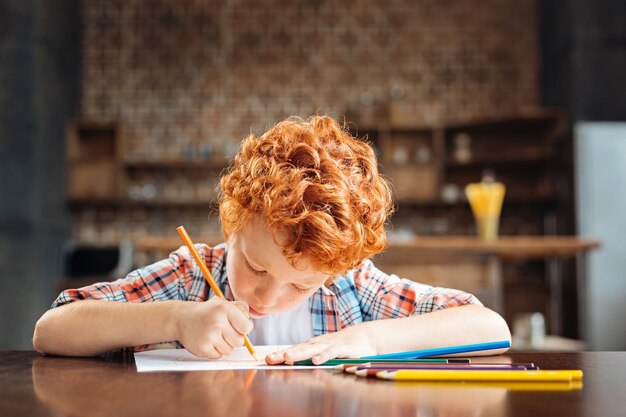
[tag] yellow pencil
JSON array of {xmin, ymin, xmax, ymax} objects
[
  {"xmin": 390, "ymin": 380, "xmax": 583, "ymax": 391},
  {"xmin": 177, "ymin": 225, "xmax": 259, "ymax": 361},
  {"xmin": 377, "ymin": 369, "xmax": 583, "ymax": 382}
]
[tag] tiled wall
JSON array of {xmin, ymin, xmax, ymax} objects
[
  {"xmin": 76, "ymin": 0, "xmax": 539, "ymax": 263},
  {"xmin": 81, "ymin": 0, "xmax": 538, "ymax": 161}
]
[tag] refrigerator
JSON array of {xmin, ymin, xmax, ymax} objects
[{"xmin": 575, "ymin": 122, "xmax": 626, "ymax": 350}]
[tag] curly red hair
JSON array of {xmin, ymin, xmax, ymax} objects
[{"xmin": 219, "ymin": 116, "xmax": 393, "ymax": 275}]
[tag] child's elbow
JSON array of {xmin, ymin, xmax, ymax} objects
[
  {"xmin": 33, "ymin": 315, "xmax": 51, "ymax": 355},
  {"xmin": 490, "ymin": 308, "xmax": 512, "ymax": 344}
]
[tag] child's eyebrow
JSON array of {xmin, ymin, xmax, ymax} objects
[
  {"xmin": 243, "ymin": 250, "xmax": 267, "ymax": 270},
  {"xmin": 295, "ymin": 274, "xmax": 327, "ymax": 287},
  {"xmin": 243, "ymin": 246, "xmax": 325, "ymax": 285},
  {"xmin": 296, "ymin": 280, "xmax": 320, "ymax": 288}
]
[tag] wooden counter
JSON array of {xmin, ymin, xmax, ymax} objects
[
  {"xmin": 386, "ymin": 236, "xmax": 600, "ymax": 259},
  {"xmin": 377, "ymin": 236, "xmax": 600, "ymax": 338},
  {"xmin": 136, "ymin": 235, "xmax": 600, "ymax": 258}
]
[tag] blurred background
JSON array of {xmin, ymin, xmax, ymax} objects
[{"xmin": 0, "ymin": 0, "xmax": 624, "ymax": 351}]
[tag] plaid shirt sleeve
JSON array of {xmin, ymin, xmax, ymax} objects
[
  {"xmin": 50, "ymin": 244, "xmax": 225, "ymax": 352},
  {"xmin": 354, "ymin": 259, "xmax": 483, "ymax": 321},
  {"xmin": 51, "ymin": 245, "xmax": 197, "ymax": 308}
]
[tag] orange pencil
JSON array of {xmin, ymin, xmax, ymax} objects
[{"xmin": 177, "ymin": 225, "xmax": 259, "ymax": 361}]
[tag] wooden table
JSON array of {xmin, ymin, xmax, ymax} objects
[
  {"xmin": 1, "ymin": 350, "xmax": 623, "ymax": 417},
  {"xmin": 382, "ymin": 236, "xmax": 600, "ymax": 337}
]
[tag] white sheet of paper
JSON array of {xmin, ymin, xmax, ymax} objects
[{"xmin": 134, "ymin": 345, "xmax": 334, "ymax": 372}]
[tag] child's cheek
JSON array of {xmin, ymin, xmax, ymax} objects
[
  {"xmin": 226, "ymin": 258, "xmax": 245, "ymax": 299},
  {"xmin": 231, "ymin": 265, "xmax": 256, "ymax": 300}
]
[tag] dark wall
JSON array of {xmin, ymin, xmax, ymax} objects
[
  {"xmin": 540, "ymin": 0, "xmax": 626, "ymax": 121},
  {"xmin": 0, "ymin": 0, "xmax": 78, "ymax": 349},
  {"xmin": 539, "ymin": 0, "xmax": 625, "ymax": 339}
]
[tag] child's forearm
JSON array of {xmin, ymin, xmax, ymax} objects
[
  {"xmin": 265, "ymin": 304, "xmax": 511, "ymax": 365},
  {"xmin": 33, "ymin": 300, "xmax": 185, "ymax": 356},
  {"xmin": 364, "ymin": 305, "xmax": 511, "ymax": 356}
]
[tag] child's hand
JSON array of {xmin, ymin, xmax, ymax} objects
[
  {"xmin": 176, "ymin": 297, "xmax": 253, "ymax": 359},
  {"xmin": 265, "ymin": 324, "xmax": 378, "ymax": 365}
]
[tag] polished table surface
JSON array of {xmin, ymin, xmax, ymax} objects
[{"xmin": 1, "ymin": 351, "xmax": 624, "ymax": 417}]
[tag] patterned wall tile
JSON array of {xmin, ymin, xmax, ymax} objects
[{"xmin": 81, "ymin": 0, "xmax": 538, "ymax": 159}]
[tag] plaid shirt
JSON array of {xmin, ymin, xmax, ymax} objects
[{"xmin": 53, "ymin": 243, "xmax": 482, "ymax": 351}]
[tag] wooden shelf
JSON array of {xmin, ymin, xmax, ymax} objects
[
  {"xmin": 441, "ymin": 113, "xmax": 561, "ymax": 131},
  {"xmin": 350, "ymin": 111, "xmax": 572, "ymax": 240},
  {"xmin": 355, "ymin": 110, "xmax": 563, "ymax": 134},
  {"xmin": 445, "ymin": 149, "xmax": 554, "ymax": 168},
  {"xmin": 386, "ymin": 236, "xmax": 600, "ymax": 259},
  {"xmin": 68, "ymin": 196, "xmax": 551, "ymax": 210},
  {"xmin": 397, "ymin": 192, "xmax": 556, "ymax": 208},
  {"xmin": 124, "ymin": 157, "xmax": 229, "ymax": 171},
  {"xmin": 68, "ymin": 199, "xmax": 218, "ymax": 209},
  {"xmin": 136, "ymin": 236, "xmax": 222, "ymax": 252},
  {"xmin": 68, "ymin": 195, "xmax": 554, "ymax": 211},
  {"xmin": 132, "ymin": 235, "xmax": 600, "ymax": 259}
]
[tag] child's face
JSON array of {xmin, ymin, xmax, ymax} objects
[{"xmin": 226, "ymin": 216, "xmax": 330, "ymax": 318}]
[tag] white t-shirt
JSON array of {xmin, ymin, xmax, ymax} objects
[{"xmin": 247, "ymin": 300, "xmax": 314, "ymax": 346}]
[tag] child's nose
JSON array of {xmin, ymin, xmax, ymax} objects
[{"xmin": 254, "ymin": 282, "xmax": 279, "ymax": 307}]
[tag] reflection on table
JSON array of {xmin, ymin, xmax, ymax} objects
[
  {"xmin": 1, "ymin": 351, "xmax": 622, "ymax": 417},
  {"xmin": 32, "ymin": 355, "xmax": 507, "ymax": 417}
]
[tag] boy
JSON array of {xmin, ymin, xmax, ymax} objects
[{"xmin": 33, "ymin": 116, "xmax": 510, "ymax": 364}]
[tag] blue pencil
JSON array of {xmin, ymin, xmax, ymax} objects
[{"xmin": 361, "ymin": 340, "xmax": 511, "ymax": 360}]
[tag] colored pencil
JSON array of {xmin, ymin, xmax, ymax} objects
[
  {"xmin": 334, "ymin": 361, "xmax": 533, "ymax": 371},
  {"xmin": 361, "ymin": 340, "xmax": 511, "ymax": 360},
  {"xmin": 293, "ymin": 357, "xmax": 468, "ymax": 366},
  {"xmin": 348, "ymin": 364, "xmax": 530, "ymax": 375},
  {"xmin": 356, "ymin": 363, "xmax": 536, "ymax": 370},
  {"xmin": 351, "ymin": 364, "xmax": 536, "ymax": 376},
  {"xmin": 177, "ymin": 225, "xmax": 259, "ymax": 361},
  {"xmin": 367, "ymin": 380, "xmax": 583, "ymax": 391},
  {"xmin": 332, "ymin": 362, "xmax": 437, "ymax": 371},
  {"xmin": 377, "ymin": 369, "xmax": 583, "ymax": 382},
  {"xmin": 347, "ymin": 363, "xmax": 536, "ymax": 374}
]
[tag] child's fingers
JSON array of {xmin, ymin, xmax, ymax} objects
[
  {"xmin": 231, "ymin": 300, "xmax": 250, "ymax": 316},
  {"xmin": 226, "ymin": 304, "xmax": 254, "ymax": 335},
  {"xmin": 193, "ymin": 345, "xmax": 220, "ymax": 359},
  {"xmin": 222, "ymin": 326, "xmax": 245, "ymax": 348},
  {"xmin": 282, "ymin": 343, "xmax": 330, "ymax": 364},
  {"xmin": 212, "ymin": 334, "xmax": 234, "ymax": 356},
  {"xmin": 309, "ymin": 345, "xmax": 343, "ymax": 365},
  {"xmin": 265, "ymin": 350, "xmax": 287, "ymax": 364}
]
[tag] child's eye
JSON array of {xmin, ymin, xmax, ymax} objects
[
  {"xmin": 244, "ymin": 258, "xmax": 267, "ymax": 276},
  {"xmin": 291, "ymin": 284, "xmax": 310, "ymax": 294}
]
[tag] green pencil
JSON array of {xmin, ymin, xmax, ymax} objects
[{"xmin": 292, "ymin": 358, "xmax": 469, "ymax": 366}]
